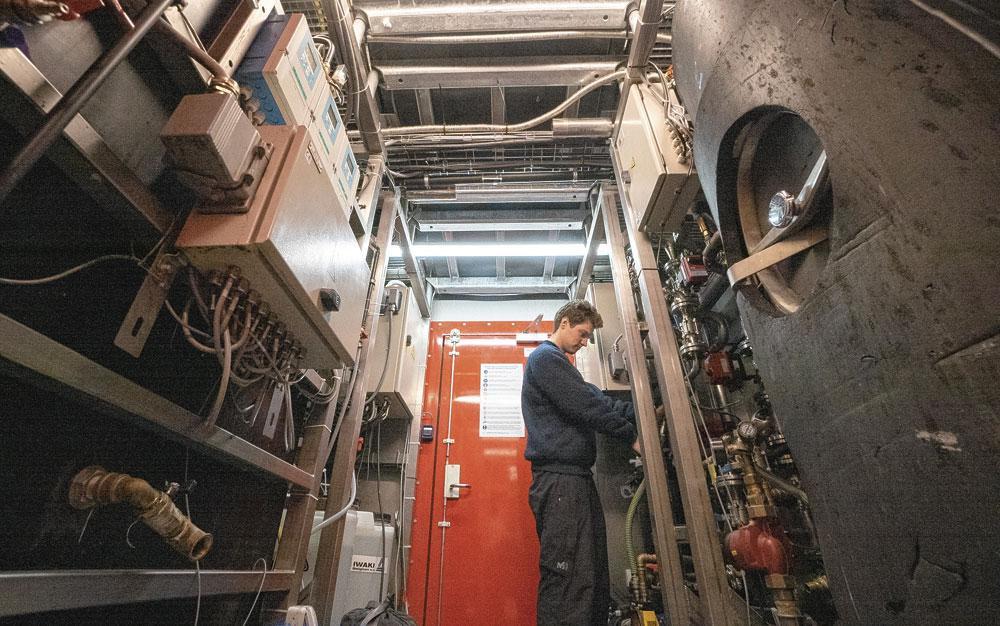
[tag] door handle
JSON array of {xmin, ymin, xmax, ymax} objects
[{"xmin": 444, "ymin": 465, "xmax": 472, "ymax": 499}]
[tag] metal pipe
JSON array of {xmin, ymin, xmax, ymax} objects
[
  {"xmin": 69, "ymin": 465, "xmax": 213, "ymax": 561},
  {"xmin": 367, "ymin": 30, "xmax": 671, "ymax": 45},
  {"xmin": 405, "ymin": 170, "xmax": 610, "ymax": 188},
  {"xmin": 551, "ymin": 117, "xmax": 614, "ymax": 139},
  {"xmin": 152, "ymin": 21, "xmax": 233, "ymax": 87},
  {"xmin": 753, "ymin": 462, "xmax": 810, "ymax": 506},
  {"xmin": 381, "ymin": 68, "xmax": 626, "ymax": 136},
  {"xmin": 390, "ymin": 159, "xmax": 612, "ymax": 176},
  {"xmin": 0, "ymin": 0, "xmax": 175, "ymax": 206},
  {"xmin": 698, "ymin": 273, "xmax": 728, "ymax": 314},
  {"xmin": 636, "ymin": 553, "xmax": 658, "ymax": 604}
]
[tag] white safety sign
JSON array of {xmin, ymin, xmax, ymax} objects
[{"xmin": 479, "ymin": 363, "xmax": 525, "ymax": 438}]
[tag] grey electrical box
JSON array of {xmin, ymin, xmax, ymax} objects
[
  {"xmin": 365, "ymin": 282, "xmax": 430, "ymax": 419},
  {"xmin": 160, "ymin": 92, "xmax": 260, "ymax": 185},
  {"xmin": 176, "ymin": 125, "xmax": 368, "ymax": 369},
  {"xmin": 574, "ymin": 283, "xmax": 631, "ymax": 392},
  {"xmin": 615, "ymin": 82, "xmax": 701, "ymax": 233}
]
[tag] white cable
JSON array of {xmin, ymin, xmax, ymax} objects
[
  {"xmin": 311, "ymin": 471, "xmax": 357, "ymax": 534},
  {"xmin": 0, "ymin": 254, "xmax": 136, "ymax": 285},
  {"xmin": 183, "ymin": 449, "xmax": 202, "ymax": 626},
  {"xmin": 241, "ymin": 557, "xmax": 268, "ymax": 626}
]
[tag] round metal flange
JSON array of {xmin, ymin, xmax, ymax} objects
[{"xmin": 734, "ymin": 112, "xmax": 833, "ymax": 315}]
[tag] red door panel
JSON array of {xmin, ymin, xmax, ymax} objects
[{"xmin": 406, "ymin": 322, "xmax": 543, "ymax": 626}]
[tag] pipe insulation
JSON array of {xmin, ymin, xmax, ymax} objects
[{"xmin": 68, "ymin": 466, "xmax": 213, "ymax": 561}]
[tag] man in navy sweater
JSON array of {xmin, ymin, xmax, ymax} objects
[{"xmin": 523, "ymin": 299, "xmax": 639, "ymax": 625}]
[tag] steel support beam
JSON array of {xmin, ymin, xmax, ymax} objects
[
  {"xmin": 0, "ymin": 49, "xmax": 172, "ymax": 233},
  {"xmin": 309, "ymin": 190, "xmax": 397, "ymax": 619},
  {"xmin": 415, "ymin": 89, "xmax": 435, "ymax": 125},
  {"xmin": 416, "ymin": 208, "xmax": 585, "ymax": 232},
  {"xmin": 602, "ymin": 185, "xmax": 689, "ymax": 624},
  {"xmin": 612, "ymin": 149, "xmax": 740, "ymax": 623},
  {"xmin": 572, "ymin": 193, "xmax": 605, "ymax": 300},
  {"xmin": 491, "ymin": 87, "xmax": 506, "ymax": 124},
  {"xmin": 358, "ymin": 1, "xmax": 629, "ymax": 35},
  {"xmin": 380, "ymin": 57, "xmax": 621, "ymax": 90},
  {"xmin": 428, "ymin": 276, "xmax": 573, "ymax": 295},
  {"xmin": 542, "ymin": 229, "xmax": 560, "ymax": 281},
  {"xmin": 395, "ymin": 209, "xmax": 433, "ymax": 318},
  {"xmin": 274, "ymin": 341, "xmax": 365, "ymax": 609},
  {"xmin": 496, "ymin": 231, "xmax": 507, "ymax": 281},
  {"xmin": 354, "ymin": 155, "xmax": 387, "ymax": 252},
  {"xmin": 0, "ymin": 569, "xmax": 294, "ymax": 617},
  {"xmin": 0, "ymin": 314, "xmax": 313, "ymax": 489},
  {"xmin": 442, "ymin": 231, "xmax": 460, "ymax": 279}
]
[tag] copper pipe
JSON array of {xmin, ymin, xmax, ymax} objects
[
  {"xmin": 636, "ymin": 553, "xmax": 658, "ymax": 605},
  {"xmin": 69, "ymin": 466, "xmax": 213, "ymax": 561},
  {"xmin": 765, "ymin": 574, "xmax": 804, "ymax": 625}
]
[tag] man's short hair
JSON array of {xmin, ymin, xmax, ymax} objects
[{"xmin": 553, "ymin": 299, "xmax": 603, "ymax": 331}]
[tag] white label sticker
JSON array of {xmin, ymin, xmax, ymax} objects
[
  {"xmin": 262, "ymin": 385, "xmax": 283, "ymax": 440},
  {"xmin": 350, "ymin": 555, "xmax": 385, "ymax": 573},
  {"xmin": 479, "ymin": 363, "xmax": 525, "ymax": 438}
]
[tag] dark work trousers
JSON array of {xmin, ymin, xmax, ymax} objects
[{"xmin": 529, "ymin": 469, "xmax": 610, "ymax": 626}]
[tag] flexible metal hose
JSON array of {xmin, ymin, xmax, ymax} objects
[
  {"xmin": 69, "ymin": 466, "xmax": 213, "ymax": 561},
  {"xmin": 625, "ymin": 477, "xmax": 647, "ymax": 603}
]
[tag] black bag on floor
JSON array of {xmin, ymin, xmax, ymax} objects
[{"xmin": 340, "ymin": 598, "xmax": 416, "ymax": 626}]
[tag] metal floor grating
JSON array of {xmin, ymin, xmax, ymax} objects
[{"xmin": 281, "ymin": 0, "xmax": 329, "ymax": 34}]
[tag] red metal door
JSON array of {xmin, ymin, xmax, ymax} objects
[{"xmin": 406, "ymin": 321, "xmax": 542, "ymax": 626}]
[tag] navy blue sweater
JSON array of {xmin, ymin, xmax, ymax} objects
[{"xmin": 522, "ymin": 340, "xmax": 637, "ymax": 472}]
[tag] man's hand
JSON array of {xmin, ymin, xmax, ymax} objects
[
  {"xmin": 631, "ymin": 439, "xmax": 642, "ymax": 455},
  {"xmin": 655, "ymin": 404, "xmax": 666, "ymax": 418}
]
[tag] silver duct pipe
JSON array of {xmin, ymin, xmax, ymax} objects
[
  {"xmin": 381, "ymin": 69, "xmax": 626, "ymax": 136},
  {"xmin": 391, "ymin": 158, "xmax": 611, "ymax": 173},
  {"xmin": 552, "ymin": 118, "xmax": 614, "ymax": 138},
  {"xmin": 406, "ymin": 182, "xmax": 595, "ymax": 203},
  {"xmin": 367, "ymin": 30, "xmax": 671, "ymax": 45}
]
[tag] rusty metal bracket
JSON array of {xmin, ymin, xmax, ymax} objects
[
  {"xmin": 727, "ymin": 227, "xmax": 829, "ymax": 286},
  {"xmin": 114, "ymin": 252, "xmax": 184, "ymax": 357}
]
